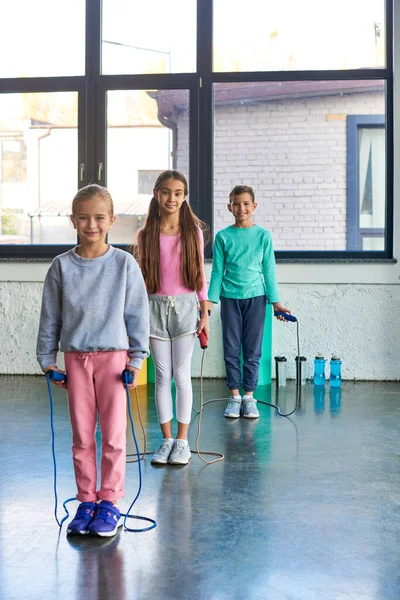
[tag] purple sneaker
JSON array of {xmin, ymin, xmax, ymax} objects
[
  {"xmin": 88, "ymin": 501, "xmax": 122, "ymax": 537},
  {"xmin": 67, "ymin": 502, "xmax": 96, "ymax": 535}
]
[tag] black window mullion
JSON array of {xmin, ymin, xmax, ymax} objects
[
  {"xmin": 189, "ymin": 82, "xmax": 200, "ymax": 219},
  {"xmin": 95, "ymin": 73, "xmax": 198, "ymax": 91},
  {"xmin": 78, "ymin": 83, "xmax": 88, "ymax": 189},
  {"xmin": 213, "ymin": 68, "xmax": 388, "ymax": 84},
  {"xmin": 95, "ymin": 85, "xmax": 106, "ymax": 187},
  {"xmin": 85, "ymin": 0, "xmax": 101, "ymax": 185},
  {"xmin": 385, "ymin": 0, "xmax": 394, "ymax": 257},
  {"xmin": 0, "ymin": 76, "xmax": 85, "ymax": 93},
  {"xmin": 197, "ymin": 0, "xmax": 213, "ymax": 257}
]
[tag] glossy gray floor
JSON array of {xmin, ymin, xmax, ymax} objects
[{"xmin": 0, "ymin": 376, "xmax": 399, "ymax": 600}]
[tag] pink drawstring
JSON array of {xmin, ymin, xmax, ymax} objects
[{"xmin": 79, "ymin": 352, "xmax": 98, "ymax": 370}]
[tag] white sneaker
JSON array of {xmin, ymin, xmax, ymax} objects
[
  {"xmin": 168, "ymin": 440, "xmax": 191, "ymax": 465},
  {"xmin": 151, "ymin": 439, "xmax": 174, "ymax": 464}
]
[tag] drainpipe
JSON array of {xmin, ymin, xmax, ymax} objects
[
  {"xmin": 37, "ymin": 127, "xmax": 52, "ymax": 208},
  {"xmin": 36, "ymin": 127, "xmax": 51, "ymax": 243},
  {"xmin": 157, "ymin": 113, "xmax": 177, "ymax": 169}
]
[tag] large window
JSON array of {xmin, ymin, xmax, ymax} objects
[
  {"xmin": 0, "ymin": 0, "xmax": 85, "ymax": 78},
  {"xmin": 106, "ymin": 89, "xmax": 190, "ymax": 244},
  {"xmin": 0, "ymin": 92, "xmax": 78, "ymax": 245},
  {"xmin": 102, "ymin": 0, "xmax": 197, "ymax": 75},
  {"xmin": 212, "ymin": 80, "xmax": 386, "ymax": 251},
  {"xmin": 0, "ymin": 0, "xmax": 393, "ymax": 259},
  {"xmin": 213, "ymin": 0, "xmax": 386, "ymax": 72}
]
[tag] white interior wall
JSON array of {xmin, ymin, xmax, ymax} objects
[{"xmin": 1, "ymin": 265, "xmax": 400, "ymax": 380}]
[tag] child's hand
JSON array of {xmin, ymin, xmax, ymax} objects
[
  {"xmin": 197, "ymin": 314, "xmax": 210, "ymax": 340},
  {"xmin": 273, "ymin": 302, "xmax": 292, "ymax": 322},
  {"xmin": 126, "ymin": 366, "xmax": 140, "ymax": 389},
  {"xmin": 44, "ymin": 365, "xmax": 68, "ymax": 389}
]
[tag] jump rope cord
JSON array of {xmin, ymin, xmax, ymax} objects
[
  {"xmin": 126, "ymin": 318, "xmax": 300, "ymax": 467},
  {"xmin": 191, "ymin": 320, "xmax": 301, "ymax": 418},
  {"xmin": 126, "ymin": 384, "xmax": 148, "ymax": 463},
  {"xmin": 46, "ymin": 373, "xmax": 79, "ymax": 529},
  {"xmin": 194, "ymin": 349, "xmax": 224, "ymax": 464},
  {"xmin": 47, "ymin": 372, "xmax": 156, "ymax": 532},
  {"xmin": 122, "ymin": 380, "xmax": 156, "ymax": 532},
  {"xmin": 126, "ymin": 344, "xmax": 225, "ymax": 465}
]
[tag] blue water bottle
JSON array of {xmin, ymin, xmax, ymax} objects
[
  {"xmin": 313, "ymin": 354, "xmax": 326, "ymax": 386},
  {"xmin": 329, "ymin": 355, "xmax": 342, "ymax": 387}
]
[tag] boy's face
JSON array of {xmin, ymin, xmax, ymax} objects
[{"xmin": 228, "ymin": 192, "xmax": 257, "ymax": 226}]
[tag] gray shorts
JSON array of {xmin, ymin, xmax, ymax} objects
[{"xmin": 149, "ymin": 292, "xmax": 199, "ymax": 341}]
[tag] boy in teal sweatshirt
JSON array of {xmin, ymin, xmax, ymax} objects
[{"xmin": 208, "ymin": 185, "xmax": 291, "ymax": 418}]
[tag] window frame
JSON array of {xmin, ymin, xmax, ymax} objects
[
  {"xmin": 0, "ymin": 0, "xmax": 394, "ymax": 260},
  {"xmin": 346, "ymin": 114, "xmax": 386, "ymax": 251}
]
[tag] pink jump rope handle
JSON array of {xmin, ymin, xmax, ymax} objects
[
  {"xmin": 198, "ymin": 330, "xmax": 208, "ymax": 349},
  {"xmin": 198, "ymin": 309, "xmax": 210, "ymax": 349}
]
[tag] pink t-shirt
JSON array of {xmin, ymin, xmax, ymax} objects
[{"xmin": 157, "ymin": 230, "xmax": 207, "ymax": 301}]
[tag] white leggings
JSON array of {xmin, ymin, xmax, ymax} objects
[{"xmin": 150, "ymin": 334, "xmax": 196, "ymax": 425}]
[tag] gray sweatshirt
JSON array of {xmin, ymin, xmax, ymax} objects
[{"xmin": 36, "ymin": 246, "xmax": 150, "ymax": 371}]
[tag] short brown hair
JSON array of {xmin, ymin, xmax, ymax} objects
[{"xmin": 229, "ymin": 185, "xmax": 255, "ymax": 204}]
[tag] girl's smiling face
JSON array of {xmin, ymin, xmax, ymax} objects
[
  {"xmin": 155, "ymin": 178, "xmax": 187, "ymax": 216},
  {"xmin": 70, "ymin": 195, "xmax": 115, "ymax": 245}
]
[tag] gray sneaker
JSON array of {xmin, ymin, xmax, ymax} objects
[
  {"xmin": 168, "ymin": 440, "xmax": 191, "ymax": 465},
  {"xmin": 151, "ymin": 439, "xmax": 174, "ymax": 464},
  {"xmin": 242, "ymin": 397, "xmax": 259, "ymax": 419},
  {"xmin": 224, "ymin": 397, "xmax": 242, "ymax": 418}
]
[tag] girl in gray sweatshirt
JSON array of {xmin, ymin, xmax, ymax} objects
[{"xmin": 37, "ymin": 184, "xmax": 149, "ymax": 537}]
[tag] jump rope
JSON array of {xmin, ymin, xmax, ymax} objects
[
  {"xmin": 45, "ymin": 310, "xmax": 298, "ymax": 533},
  {"xmin": 192, "ymin": 311, "xmax": 301, "ymax": 420},
  {"xmin": 46, "ymin": 369, "xmax": 156, "ymax": 532}
]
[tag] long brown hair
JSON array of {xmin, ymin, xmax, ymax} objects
[{"xmin": 138, "ymin": 170, "xmax": 209, "ymax": 294}]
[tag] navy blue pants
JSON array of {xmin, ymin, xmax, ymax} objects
[{"xmin": 220, "ymin": 295, "xmax": 266, "ymax": 392}]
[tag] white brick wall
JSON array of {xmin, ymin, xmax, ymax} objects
[
  {"xmin": 176, "ymin": 91, "xmax": 385, "ymax": 250},
  {"xmin": 214, "ymin": 92, "xmax": 384, "ymax": 250}
]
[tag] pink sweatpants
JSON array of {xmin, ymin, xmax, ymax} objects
[{"xmin": 64, "ymin": 350, "xmax": 128, "ymax": 503}]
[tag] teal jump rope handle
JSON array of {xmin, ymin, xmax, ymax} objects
[
  {"xmin": 274, "ymin": 311, "xmax": 297, "ymax": 322},
  {"xmin": 47, "ymin": 370, "xmax": 67, "ymax": 383}
]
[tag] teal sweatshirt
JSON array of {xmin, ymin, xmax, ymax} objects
[{"xmin": 208, "ymin": 225, "xmax": 280, "ymax": 304}]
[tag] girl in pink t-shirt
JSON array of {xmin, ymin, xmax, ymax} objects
[{"xmin": 138, "ymin": 170, "xmax": 209, "ymax": 466}]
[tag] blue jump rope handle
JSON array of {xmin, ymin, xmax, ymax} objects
[
  {"xmin": 122, "ymin": 369, "xmax": 133, "ymax": 384},
  {"xmin": 48, "ymin": 370, "xmax": 67, "ymax": 383},
  {"xmin": 274, "ymin": 311, "xmax": 297, "ymax": 322}
]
